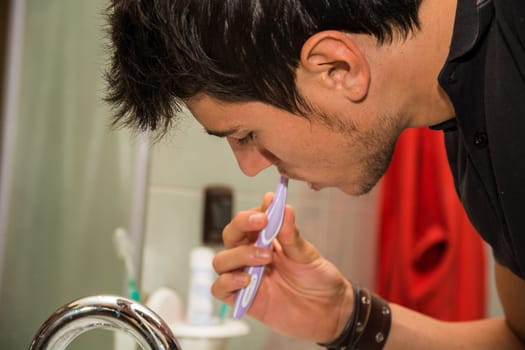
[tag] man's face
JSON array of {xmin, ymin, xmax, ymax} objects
[{"xmin": 185, "ymin": 92, "xmax": 403, "ymax": 196}]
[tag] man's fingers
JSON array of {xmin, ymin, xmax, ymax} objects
[
  {"xmin": 211, "ymin": 272, "xmax": 250, "ymax": 302},
  {"xmin": 213, "ymin": 245, "xmax": 272, "ymax": 274},
  {"xmin": 222, "ymin": 210, "xmax": 268, "ymax": 248}
]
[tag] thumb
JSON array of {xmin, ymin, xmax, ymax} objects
[
  {"xmin": 261, "ymin": 192, "xmax": 274, "ymax": 212},
  {"xmin": 252, "ymin": 192, "xmax": 274, "ymax": 213},
  {"xmin": 276, "ymin": 205, "xmax": 320, "ymax": 264}
]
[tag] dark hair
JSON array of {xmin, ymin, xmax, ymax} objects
[{"xmin": 105, "ymin": 0, "xmax": 422, "ymax": 134}]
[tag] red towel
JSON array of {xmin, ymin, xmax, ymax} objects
[{"xmin": 376, "ymin": 128, "xmax": 486, "ymax": 321}]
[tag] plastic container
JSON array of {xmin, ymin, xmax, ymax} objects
[{"xmin": 186, "ymin": 246, "xmax": 216, "ymax": 326}]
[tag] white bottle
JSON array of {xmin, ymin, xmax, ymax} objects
[{"xmin": 186, "ymin": 246, "xmax": 216, "ymax": 326}]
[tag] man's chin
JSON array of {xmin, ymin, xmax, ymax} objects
[{"xmin": 338, "ymin": 181, "xmax": 378, "ymax": 197}]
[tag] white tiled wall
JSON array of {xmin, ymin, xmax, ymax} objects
[{"xmin": 141, "ymin": 110, "xmax": 382, "ymax": 350}]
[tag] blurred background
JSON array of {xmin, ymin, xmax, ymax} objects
[{"xmin": 0, "ymin": 1, "xmax": 502, "ymax": 350}]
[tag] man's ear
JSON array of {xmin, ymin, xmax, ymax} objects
[{"xmin": 300, "ymin": 31, "xmax": 370, "ymax": 102}]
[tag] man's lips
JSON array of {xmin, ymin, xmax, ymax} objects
[
  {"xmin": 307, "ymin": 182, "xmax": 320, "ymax": 191},
  {"xmin": 278, "ymin": 171, "xmax": 321, "ymax": 191}
]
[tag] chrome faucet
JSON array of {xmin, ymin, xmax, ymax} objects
[{"xmin": 29, "ymin": 295, "xmax": 181, "ymax": 350}]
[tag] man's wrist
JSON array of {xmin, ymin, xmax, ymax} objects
[
  {"xmin": 318, "ymin": 282, "xmax": 358, "ymax": 346},
  {"xmin": 332, "ymin": 280, "xmax": 356, "ymax": 342}
]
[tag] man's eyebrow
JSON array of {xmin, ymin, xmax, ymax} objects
[{"xmin": 204, "ymin": 127, "xmax": 240, "ymax": 138}]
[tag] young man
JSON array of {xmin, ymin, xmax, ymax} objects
[{"xmin": 106, "ymin": 0, "xmax": 525, "ymax": 348}]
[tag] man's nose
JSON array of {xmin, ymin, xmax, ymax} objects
[{"xmin": 231, "ymin": 145, "xmax": 275, "ymax": 176}]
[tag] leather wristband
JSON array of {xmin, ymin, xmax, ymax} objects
[
  {"xmin": 354, "ymin": 292, "xmax": 391, "ymax": 350},
  {"xmin": 317, "ymin": 285, "xmax": 391, "ymax": 350}
]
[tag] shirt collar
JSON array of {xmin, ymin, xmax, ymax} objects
[
  {"xmin": 429, "ymin": 0, "xmax": 494, "ymax": 131},
  {"xmin": 447, "ymin": 0, "xmax": 494, "ymax": 61}
]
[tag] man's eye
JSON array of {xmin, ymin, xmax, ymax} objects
[{"xmin": 236, "ymin": 132, "xmax": 255, "ymax": 145}]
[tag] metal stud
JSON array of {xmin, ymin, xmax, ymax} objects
[
  {"xmin": 382, "ymin": 306, "xmax": 390, "ymax": 315},
  {"xmin": 376, "ymin": 332, "xmax": 385, "ymax": 343}
]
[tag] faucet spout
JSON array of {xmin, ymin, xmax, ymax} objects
[{"xmin": 29, "ymin": 295, "xmax": 181, "ymax": 350}]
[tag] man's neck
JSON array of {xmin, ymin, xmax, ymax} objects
[
  {"xmin": 403, "ymin": 0, "xmax": 459, "ymax": 127},
  {"xmin": 354, "ymin": 0, "xmax": 458, "ymax": 129}
]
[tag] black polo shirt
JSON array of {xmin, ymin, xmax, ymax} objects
[{"xmin": 435, "ymin": 0, "xmax": 525, "ymax": 280}]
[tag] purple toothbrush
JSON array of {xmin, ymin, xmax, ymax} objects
[{"xmin": 232, "ymin": 176, "xmax": 289, "ymax": 319}]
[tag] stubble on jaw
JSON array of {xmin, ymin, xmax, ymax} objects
[
  {"xmin": 355, "ymin": 112, "xmax": 402, "ymax": 195},
  {"xmin": 308, "ymin": 105, "xmax": 402, "ymax": 196}
]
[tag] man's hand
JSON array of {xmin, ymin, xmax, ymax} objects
[{"xmin": 211, "ymin": 193, "xmax": 353, "ymax": 342}]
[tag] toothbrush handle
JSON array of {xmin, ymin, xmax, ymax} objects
[
  {"xmin": 232, "ymin": 176, "xmax": 288, "ymax": 319},
  {"xmin": 232, "ymin": 265, "xmax": 266, "ymax": 319}
]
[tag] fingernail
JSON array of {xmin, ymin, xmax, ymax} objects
[
  {"xmin": 248, "ymin": 213, "xmax": 265, "ymax": 225},
  {"xmin": 255, "ymin": 248, "xmax": 271, "ymax": 259},
  {"xmin": 235, "ymin": 273, "xmax": 250, "ymax": 285}
]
